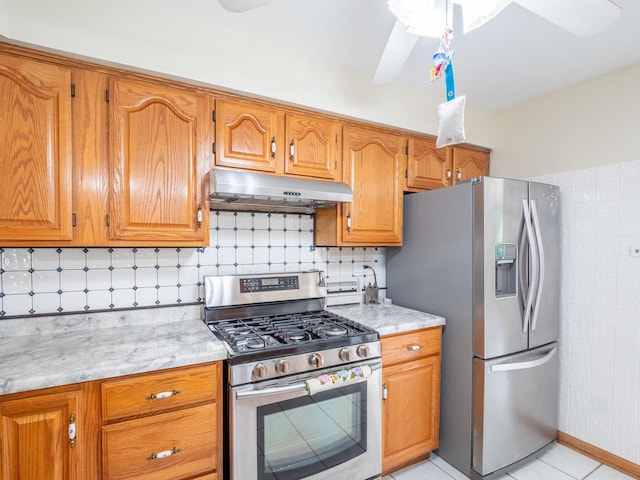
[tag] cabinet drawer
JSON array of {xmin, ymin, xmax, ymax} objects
[
  {"xmin": 382, "ymin": 327, "xmax": 442, "ymax": 366},
  {"xmin": 102, "ymin": 403, "xmax": 217, "ymax": 480},
  {"xmin": 102, "ymin": 364, "xmax": 217, "ymax": 421}
]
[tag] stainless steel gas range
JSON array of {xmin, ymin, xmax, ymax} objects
[{"xmin": 204, "ymin": 271, "xmax": 382, "ymax": 480}]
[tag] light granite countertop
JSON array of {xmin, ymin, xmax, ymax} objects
[
  {"xmin": 0, "ymin": 305, "xmax": 227, "ymax": 396},
  {"xmin": 0, "ymin": 302, "xmax": 443, "ymax": 397},
  {"xmin": 327, "ymin": 302, "xmax": 445, "ymax": 336}
]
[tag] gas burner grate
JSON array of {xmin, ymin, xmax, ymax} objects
[{"xmin": 208, "ymin": 310, "xmax": 375, "ymax": 354}]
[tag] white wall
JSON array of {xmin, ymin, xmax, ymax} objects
[
  {"xmin": 490, "ymin": 61, "xmax": 640, "ymax": 179},
  {"xmin": 1, "ymin": 0, "xmax": 493, "ymax": 145}
]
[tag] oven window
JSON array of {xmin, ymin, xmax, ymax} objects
[{"xmin": 257, "ymin": 382, "xmax": 367, "ymax": 480}]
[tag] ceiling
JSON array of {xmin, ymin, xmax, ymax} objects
[{"xmin": 212, "ymin": 0, "xmax": 640, "ymax": 111}]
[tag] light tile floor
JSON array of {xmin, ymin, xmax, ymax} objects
[{"xmin": 383, "ymin": 443, "xmax": 637, "ymax": 480}]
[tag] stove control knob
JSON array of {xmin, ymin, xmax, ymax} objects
[
  {"xmin": 252, "ymin": 363, "xmax": 268, "ymax": 379},
  {"xmin": 309, "ymin": 353, "xmax": 324, "ymax": 368},
  {"xmin": 339, "ymin": 348, "xmax": 353, "ymax": 362},
  {"xmin": 275, "ymin": 359, "xmax": 290, "ymax": 374},
  {"xmin": 356, "ymin": 345, "xmax": 370, "ymax": 358}
]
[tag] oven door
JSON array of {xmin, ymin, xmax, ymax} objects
[{"xmin": 230, "ymin": 359, "xmax": 382, "ymax": 480}]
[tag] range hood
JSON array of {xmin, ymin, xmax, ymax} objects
[{"xmin": 210, "ymin": 168, "xmax": 353, "ymax": 213}]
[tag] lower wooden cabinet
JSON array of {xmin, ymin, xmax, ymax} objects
[
  {"xmin": 100, "ymin": 363, "xmax": 222, "ymax": 480},
  {"xmin": 381, "ymin": 327, "xmax": 442, "ymax": 475},
  {"xmin": 0, "ymin": 362, "xmax": 222, "ymax": 480},
  {"xmin": 0, "ymin": 387, "xmax": 86, "ymax": 480}
]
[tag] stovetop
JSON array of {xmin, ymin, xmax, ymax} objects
[{"xmin": 206, "ymin": 309, "xmax": 378, "ymax": 363}]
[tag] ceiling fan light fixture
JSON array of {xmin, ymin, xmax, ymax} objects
[{"xmin": 387, "ymin": 0, "xmax": 513, "ymax": 37}]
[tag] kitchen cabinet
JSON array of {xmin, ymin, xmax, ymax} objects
[
  {"xmin": 215, "ymin": 99, "xmax": 342, "ymax": 180},
  {"xmin": 381, "ymin": 327, "xmax": 442, "ymax": 475},
  {"xmin": 101, "ymin": 362, "xmax": 222, "ymax": 480},
  {"xmin": 404, "ymin": 140, "xmax": 490, "ymax": 192},
  {"xmin": 0, "ymin": 52, "xmax": 73, "ymax": 242},
  {"xmin": 0, "ymin": 44, "xmax": 212, "ymax": 247},
  {"xmin": 404, "ymin": 136, "xmax": 450, "ymax": 191},
  {"xmin": 449, "ymin": 145, "xmax": 490, "ymax": 184},
  {"xmin": 0, "ymin": 387, "xmax": 86, "ymax": 480},
  {"xmin": 315, "ymin": 124, "xmax": 404, "ymax": 246},
  {"xmin": 108, "ymin": 76, "xmax": 211, "ymax": 244}
]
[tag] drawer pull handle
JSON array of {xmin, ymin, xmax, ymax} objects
[
  {"xmin": 147, "ymin": 447, "xmax": 181, "ymax": 461},
  {"xmin": 146, "ymin": 389, "xmax": 181, "ymax": 400},
  {"xmin": 406, "ymin": 344, "xmax": 424, "ymax": 351}
]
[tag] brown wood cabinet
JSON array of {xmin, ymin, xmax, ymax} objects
[
  {"xmin": 108, "ymin": 76, "xmax": 211, "ymax": 244},
  {"xmin": 215, "ymin": 99, "xmax": 341, "ymax": 180},
  {"xmin": 0, "ymin": 362, "xmax": 222, "ymax": 480},
  {"xmin": 404, "ymin": 136, "xmax": 450, "ymax": 191},
  {"xmin": 315, "ymin": 124, "xmax": 404, "ymax": 246},
  {"xmin": 0, "ymin": 388, "xmax": 84, "ymax": 480},
  {"xmin": 101, "ymin": 363, "xmax": 222, "ymax": 480},
  {"xmin": 0, "ymin": 52, "xmax": 74, "ymax": 243},
  {"xmin": 405, "ymin": 140, "xmax": 490, "ymax": 192},
  {"xmin": 0, "ymin": 45, "xmax": 211, "ymax": 247},
  {"xmin": 449, "ymin": 145, "xmax": 490, "ymax": 184},
  {"xmin": 381, "ymin": 327, "xmax": 442, "ymax": 475}
]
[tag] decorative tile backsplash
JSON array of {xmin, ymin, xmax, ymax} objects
[{"xmin": 0, "ymin": 211, "xmax": 385, "ymax": 318}]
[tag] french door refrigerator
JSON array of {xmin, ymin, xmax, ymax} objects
[{"xmin": 386, "ymin": 176, "xmax": 560, "ymax": 480}]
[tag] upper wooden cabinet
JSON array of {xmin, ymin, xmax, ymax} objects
[
  {"xmin": 450, "ymin": 145, "xmax": 490, "ymax": 184},
  {"xmin": 405, "ymin": 140, "xmax": 490, "ymax": 192},
  {"xmin": 215, "ymin": 99, "xmax": 283, "ymax": 173},
  {"xmin": 284, "ymin": 113, "xmax": 341, "ymax": 180},
  {"xmin": 0, "ymin": 53, "xmax": 73, "ymax": 243},
  {"xmin": 108, "ymin": 77, "xmax": 211, "ymax": 244},
  {"xmin": 215, "ymin": 99, "xmax": 341, "ymax": 181},
  {"xmin": 0, "ymin": 388, "xmax": 84, "ymax": 480},
  {"xmin": 405, "ymin": 136, "xmax": 449, "ymax": 190},
  {"xmin": 315, "ymin": 125, "xmax": 403, "ymax": 246}
]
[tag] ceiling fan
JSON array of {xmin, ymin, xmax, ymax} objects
[{"xmin": 218, "ymin": 0, "xmax": 622, "ymax": 84}]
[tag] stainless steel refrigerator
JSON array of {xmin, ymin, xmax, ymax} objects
[{"xmin": 386, "ymin": 176, "xmax": 560, "ymax": 480}]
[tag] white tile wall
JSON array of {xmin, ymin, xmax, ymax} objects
[
  {"xmin": 0, "ymin": 211, "xmax": 385, "ymax": 317},
  {"xmin": 532, "ymin": 159, "xmax": 640, "ymax": 466}
]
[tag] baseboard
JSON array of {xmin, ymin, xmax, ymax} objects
[{"xmin": 557, "ymin": 431, "xmax": 640, "ymax": 479}]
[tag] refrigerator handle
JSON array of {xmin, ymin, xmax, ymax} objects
[
  {"xmin": 530, "ymin": 200, "xmax": 545, "ymax": 331},
  {"xmin": 521, "ymin": 199, "xmax": 538, "ymax": 333},
  {"xmin": 490, "ymin": 346, "xmax": 557, "ymax": 373}
]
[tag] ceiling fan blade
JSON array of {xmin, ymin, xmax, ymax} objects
[
  {"xmin": 514, "ymin": 0, "xmax": 622, "ymax": 36},
  {"xmin": 218, "ymin": 0, "xmax": 278, "ymax": 12},
  {"xmin": 373, "ymin": 19, "xmax": 420, "ymax": 84}
]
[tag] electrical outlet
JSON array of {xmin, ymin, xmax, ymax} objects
[{"xmin": 629, "ymin": 245, "xmax": 640, "ymax": 257}]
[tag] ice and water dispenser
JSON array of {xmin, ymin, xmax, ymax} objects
[{"xmin": 495, "ymin": 243, "xmax": 517, "ymax": 298}]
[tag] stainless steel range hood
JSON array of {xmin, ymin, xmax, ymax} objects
[{"xmin": 210, "ymin": 168, "xmax": 353, "ymax": 213}]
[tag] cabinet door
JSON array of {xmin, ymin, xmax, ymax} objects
[
  {"xmin": 406, "ymin": 136, "xmax": 450, "ymax": 190},
  {"xmin": 451, "ymin": 146, "xmax": 489, "ymax": 184},
  {"xmin": 0, "ymin": 389, "xmax": 83, "ymax": 480},
  {"xmin": 108, "ymin": 77, "xmax": 210, "ymax": 244},
  {"xmin": 0, "ymin": 53, "xmax": 73, "ymax": 242},
  {"xmin": 382, "ymin": 355, "xmax": 441, "ymax": 474},
  {"xmin": 285, "ymin": 113, "xmax": 341, "ymax": 180},
  {"xmin": 215, "ymin": 99, "xmax": 283, "ymax": 173},
  {"xmin": 341, "ymin": 125, "xmax": 403, "ymax": 245}
]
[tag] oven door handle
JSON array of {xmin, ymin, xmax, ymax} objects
[
  {"xmin": 235, "ymin": 361, "xmax": 381, "ymax": 399},
  {"xmin": 235, "ymin": 383, "xmax": 309, "ymax": 399}
]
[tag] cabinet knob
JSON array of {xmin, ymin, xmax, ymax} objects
[
  {"xmin": 346, "ymin": 213, "xmax": 352, "ymax": 233},
  {"xmin": 406, "ymin": 344, "xmax": 424, "ymax": 351},
  {"xmin": 456, "ymin": 168, "xmax": 462, "ymax": 181},
  {"xmin": 446, "ymin": 168, "xmax": 452, "ymax": 183},
  {"xmin": 68, "ymin": 413, "xmax": 76, "ymax": 448},
  {"xmin": 271, "ymin": 137, "xmax": 276, "ymax": 159}
]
